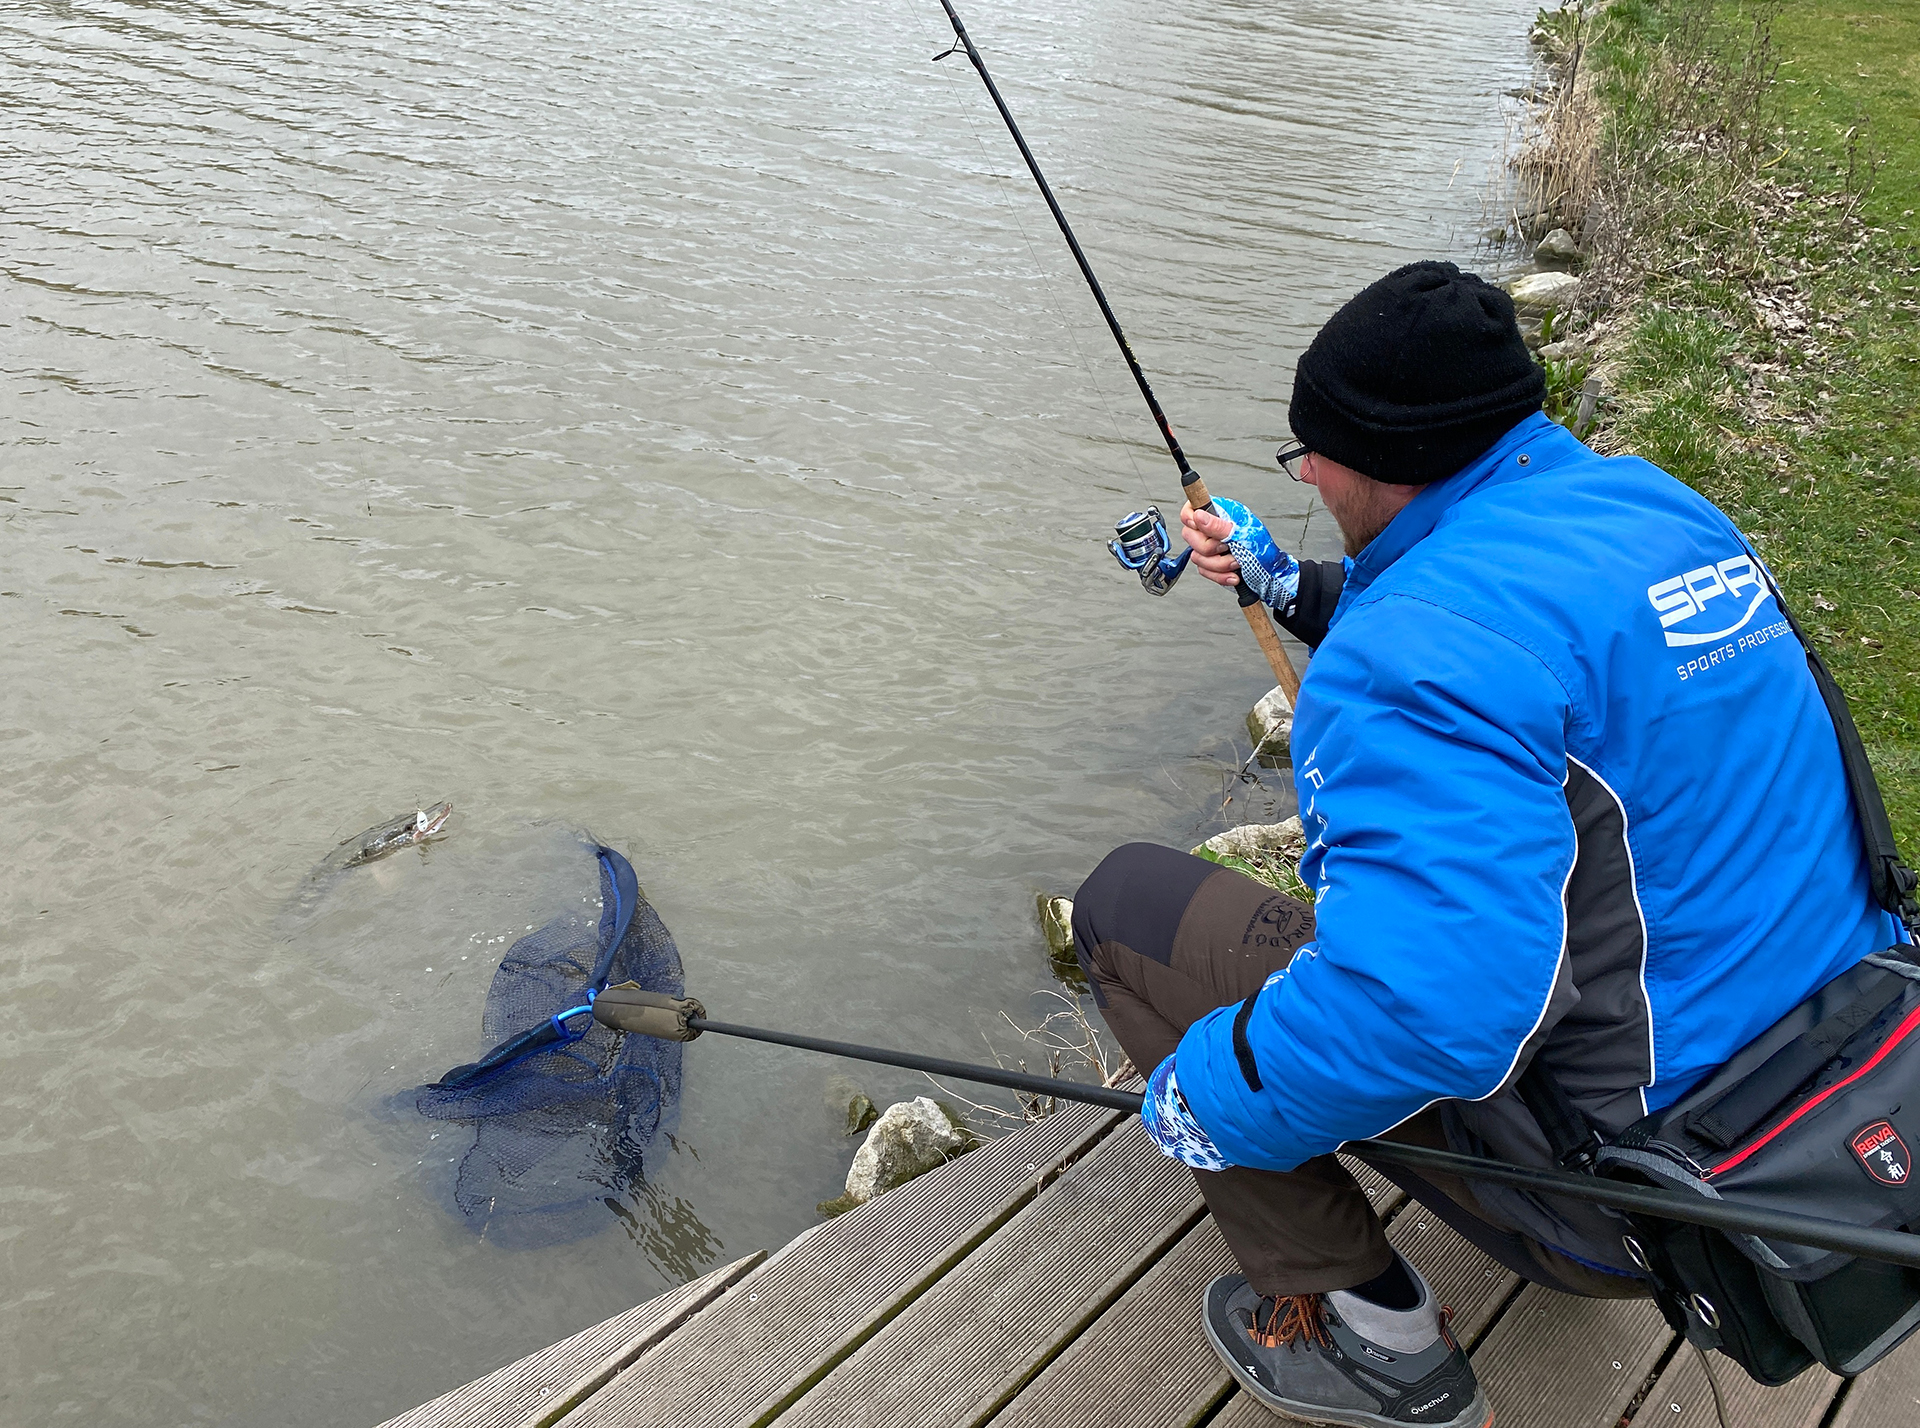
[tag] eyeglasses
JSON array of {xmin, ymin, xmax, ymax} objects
[{"xmin": 1276, "ymin": 444, "xmax": 1311, "ymax": 482}]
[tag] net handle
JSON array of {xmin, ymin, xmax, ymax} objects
[{"xmin": 588, "ymin": 846, "xmax": 641, "ymax": 989}]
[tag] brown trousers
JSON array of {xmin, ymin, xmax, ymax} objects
[{"xmin": 1072, "ymin": 842, "xmax": 1647, "ymax": 1300}]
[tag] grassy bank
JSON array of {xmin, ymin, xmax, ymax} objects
[{"xmin": 1540, "ymin": 1, "xmax": 1920, "ymax": 844}]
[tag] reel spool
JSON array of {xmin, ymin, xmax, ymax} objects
[{"xmin": 1108, "ymin": 506, "xmax": 1192, "ymax": 596}]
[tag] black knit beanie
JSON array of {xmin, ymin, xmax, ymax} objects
[{"xmin": 1288, "ymin": 261, "xmax": 1545, "ymax": 485}]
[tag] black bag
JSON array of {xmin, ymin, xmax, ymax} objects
[
  {"xmin": 1524, "ymin": 556, "xmax": 1920, "ymax": 1386},
  {"xmin": 1593, "ymin": 952, "xmax": 1920, "ymax": 1383}
]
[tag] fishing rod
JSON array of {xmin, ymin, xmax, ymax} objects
[
  {"xmin": 592, "ymin": 985, "xmax": 1920, "ymax": 1272},
  {"xmin": 931, "ymin": 0, "xmax": 1301, "ymax": 706}
]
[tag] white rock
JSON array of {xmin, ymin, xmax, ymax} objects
[
  {"xmin": 1037, "ymin": 894, "xmax": 1075, "ymax": 961},
  {"xmin": 1245, "ymin": 683, "xmax": 1294, "ymax": 765},
  {"xmin": 1538, "ymin": 338, "xmax": 1591, "ymax": 363},
  {"xmin": 1198, "ymin": 818, "xmax": 1306, "ymax": 866},
  {"xmin": 841, "ymin": 1097, "xmax": 979, "ymax": 1204},
  {"xmin": 1505, "ymin": 270, "xmax": 1581, "ymax": 313},
  {"xmin": 1534, "ymin": 227, "xmax": 1582, "ymax": 262}
]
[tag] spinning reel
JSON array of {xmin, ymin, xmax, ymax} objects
[{"xmin": 1108, "ymin": 506, "xmax": 1192, "ymax": 596}]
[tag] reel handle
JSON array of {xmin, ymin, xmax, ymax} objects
[{"xmin": 1181, "ymin": 469, "xmax": 1301, "ymax": 705}]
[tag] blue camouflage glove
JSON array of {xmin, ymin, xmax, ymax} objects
[
  {"xmin": 1141, "ymin": 1054, "xmax": 1233, "ymax": 1171},
  {"xmin": 1209, "ymin": 496, "xmax": 1301, "ymax": 616}
]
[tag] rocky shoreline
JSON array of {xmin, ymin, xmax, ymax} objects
[{"xmin": 819, "ymin": 678, "xmax": 1310, "ymax": 1217}]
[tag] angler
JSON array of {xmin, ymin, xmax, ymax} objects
[
  {"xmin": 1072, "ymin": 261, "xmax": 1920, "ymax": 1425},
  {"xmin": 909, "ymin": 8, "xmax": 1920, "ymax": 1421}
]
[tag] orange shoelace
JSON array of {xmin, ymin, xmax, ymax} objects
[{"xmin": 1248, "ymin": 1293, "xmax": 1332, "ymax": 1350}]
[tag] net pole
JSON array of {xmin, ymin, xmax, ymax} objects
[{"xmin": 686, "ymin": 1014, "xmax": 1920, "ymax": 1270}]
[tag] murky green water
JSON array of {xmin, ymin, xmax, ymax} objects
[{"xmin": 0, "ymin": 0, "xmax": 1533, "ymax": 1421}]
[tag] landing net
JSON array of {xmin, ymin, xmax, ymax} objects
[{"xmin": 413, "ymin": 842, "xmax": 683, "ymax": 1246}]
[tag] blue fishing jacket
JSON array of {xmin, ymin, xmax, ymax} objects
[{"xmin": 1175, "ymin": 413, "xmax": 1897, "ymax": 1258}]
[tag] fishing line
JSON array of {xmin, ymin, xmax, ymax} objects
[
  {"xmin": 919, "ymin": 5, "xmax": 1204, "ymax": 807},
  {"xmin": 927, "ymin": 0, "xmax": 1302, "ymax": 699},
  {"xmin": 919, "ymin": 7, "xmax": 1155, "ymax": 504},
  {"xmin": 1213, "ymin": 736, "xmax": 1273, "ymax": 823}
]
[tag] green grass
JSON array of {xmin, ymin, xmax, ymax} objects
[
  {"xmin": 1771, "ymin": 3, "xmax": 1920, "ymax": 229},
  {"xmin": 1579, "ymin": 0, "xmax": 1920, "ymax": 845}
]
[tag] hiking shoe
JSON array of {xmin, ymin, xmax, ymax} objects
[{"xmin": 1201, "ymin": 1261, "xmax": 1490, "ymax": 1428}]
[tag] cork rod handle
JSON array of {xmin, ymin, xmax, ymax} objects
[
  {"xmin": 1240, "ymin": 599, "xmax": 1302, "ymax": 706},
  {"xmin": 1181, "ymin": 472, "xmax": 1301, "ymax": 705}
]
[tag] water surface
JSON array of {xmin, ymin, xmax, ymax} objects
[{"xmin": 1, "ymin": 1, "xmax": 1534, "ymax": 1421}]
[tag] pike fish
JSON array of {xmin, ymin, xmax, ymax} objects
[
  {"xmin": 319, "ymin": 801, "xmax": 454, "ymax": 875},
  {"xmin": 284, "ymin": 801, "xmax": 454, "ymax": 924}
]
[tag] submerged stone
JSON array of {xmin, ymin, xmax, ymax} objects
[
  {"xmin": 846, "ymin": 1092, "xmax": 879, "ymax": 1135},
  {"xmin": 1245, "ymin": 683, "xmax": 1294, "ymax": 767},
  {"xmin": 823, "ymin": 1074, "xmax": 880, "ymax": 1135},
  {"xmin": 1037, "ymin": 894, "xmax": 1085, "ymax": 988},
  {"xmin": 1038, "ymin": 894, "xmax": 1074, "ymax": 960},
  {"xmin": 821, "ymin": 1096, "xmax": 979, "ymax": 1215}
]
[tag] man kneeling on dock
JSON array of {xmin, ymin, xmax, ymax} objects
[{"xmin": 1071, "ymin": 262, "xmax": 1897, "ymax": 1428}]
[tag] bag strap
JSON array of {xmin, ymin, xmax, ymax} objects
[
  {"xmin": 1518, "ymin": 1059, "xmax": 1604, "ymax": 1173},
  {"xmin": 1746, "ymin": 549, "xmax": 1920, "ymax": 937},
  {"xmin": 1519, "ymin": 540, "xmax": 1918, "ymax": 1167}
]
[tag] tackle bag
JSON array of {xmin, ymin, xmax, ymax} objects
[
  {"xmin": 1591, "ymin": 950, "xmax": 1920, "ymax": 1383},
  {"xmin": 1527, "ymin": 556, "xmax": 1920, "ymax": 1386}
]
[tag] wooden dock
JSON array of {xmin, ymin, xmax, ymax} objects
[{"xmin": 378, "ymin": 1099, "xmax": 1920, "ymax": 1428}]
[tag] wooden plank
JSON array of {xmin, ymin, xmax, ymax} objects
[
  {"xmin": 559, "ymin": 1100, "xmax": 1122, "ymax": 1428},
  {"xmin": 985, "ymin": 1217, "xmax": 1237, "ymax": 1428},
  {"xmin": 1205, "ymin": 1390, "xmax": 1285, "ymax": 1428},
  {"xmin": 1829, "ymin": 1329, "xmax": 1920, "ymax": 1427},
  {"xmin": 987, "ymin": 1169, "xmax": 1500, "ymax": 1428},
  {"xmin": 375, "ymin": 1251, "xmax": 764, "ymax": 1428},
  {"xmin": 1340, "ymin": 1153, "xmax": 1407, "ymax": 1219},
  {"xmin": 776, "ymin": 1120, "xmax": 1203, "ymax": 1428},
  {"xmin": 1639, "ymin": 1346, "xmax": 1838, "ymax": 1428},
  {"xmin": 1470, "ymin": 1286, "xmax": 1672, "ymax": 1428}
]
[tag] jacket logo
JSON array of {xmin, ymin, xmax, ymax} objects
[
  {"xmin": 1646, "ymin": 555, "xmax": 1768, "ymax": 647},
  {"xmin": 1850, "ymin": 1120, "xmax": 1911, "ymax": 1186}
]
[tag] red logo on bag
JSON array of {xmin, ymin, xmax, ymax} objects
[{"xmin": 1850, "ymin": 1120, "xmax": 1912, "ymax": 1187}]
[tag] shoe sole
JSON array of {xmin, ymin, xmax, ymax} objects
[{"xmin": 1200, "ymin": 1286, "xmax": 1494, "ymax": 1428}]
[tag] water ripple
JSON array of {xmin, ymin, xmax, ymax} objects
[{"xmin": 0, "ymin": 1, "xmax": 1535, "ymax": 1423}]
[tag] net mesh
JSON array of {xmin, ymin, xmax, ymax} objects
[{"xmin": 413, "ymin": 844, "xmax": 683, "ymax": 1246}]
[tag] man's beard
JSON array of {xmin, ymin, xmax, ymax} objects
[{"xmin": 1324, "ymin": 476, "xmax": 1407, "ymax": 557}]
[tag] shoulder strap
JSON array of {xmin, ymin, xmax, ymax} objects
[
  {"xmin": 1747, "ymin": 548, "xmax": 1920, "ymax": 937},
  {"xmin": 1521, "ymin": 539, "xmax": 1917, "ymax": 1163},
  {"xmin": 1518, "ymin": 1059, "xmax": 1603, "ymax": 1172}
]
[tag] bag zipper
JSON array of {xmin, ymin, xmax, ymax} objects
[{"xmin": 1705, "ymin": 1002, "xmax": 1920, "ymax": 1179}]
